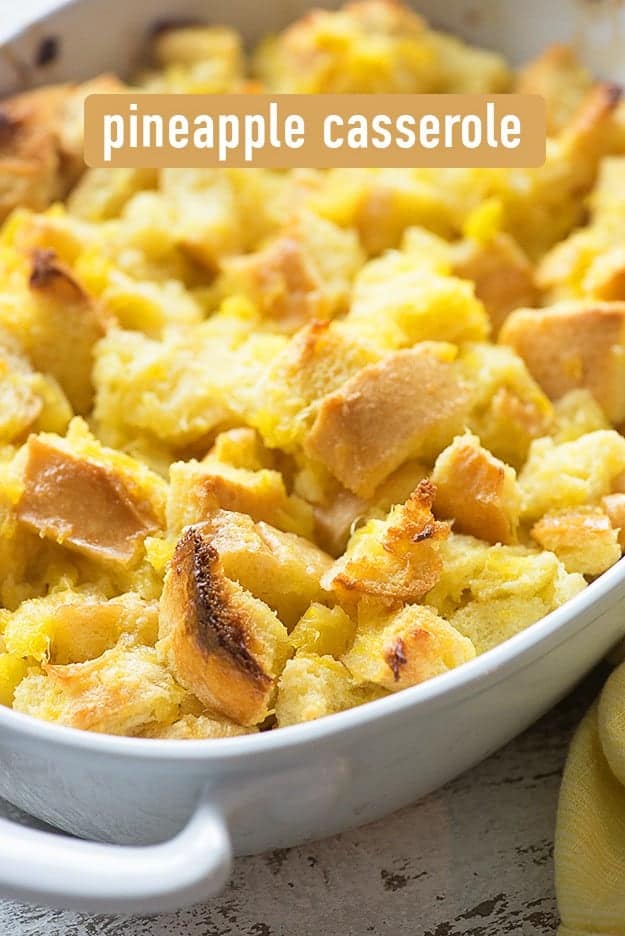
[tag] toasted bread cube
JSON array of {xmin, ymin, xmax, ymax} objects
[
  {"xmin": 209, "ymin": 427, "xmax": 275, "ymax": 472},
  {"xmin": 500, "ymin": 302, "xmax": 625, "ymax": 422},
  {"xmin": 0, "ymin": 653, "xmax": 28, "ymax": 706},
  {"xmin": 531, "ymin": 506, "xmax": 621, "ymax": 576},
  {"xmin": 451, "ymin": 233, "xmax": 538, "ymax": 334},
  {"xmin": 253, "ymin": 320, "xmax": 380, "ymax": 451},
  {"xmin": 0, "ymin": 331, "xmax": 50, "ymax": 443},
  {"xmin": 198, "ymin": 510, "xmax": 332, "ymax": 629},
  {"xmin": 0, "ymin": 86, "xmax": 72, "ymax": 221},
  {"xmin": 519, "ymin": 430, "xmax": 625, "ymax": 521},
  {"xmin": 12, "ymin": 639, "xmax": 184, "ymax": 735},
  {"xmin": 601, "ymin": 493, "xmax": 625, "ymax": 548},
  {"xmin": 145, "ymin": 713, "xmax": 253, "ymax": 739},
  {"xmin": 314, "ymin": 459, "xmax": 428, "ymax": 556},
  {"xmin": 23, "ymin": 249, "xmax": 108, "ymax": 413},
  {"xmin": 459, "ymin": 343, "xmax": 553, "ymax": 468},
  {"xmin": 275, "ymin": 654, "xmax": 381, "ymax": 727},
  {"xmin": 218, "ymin": 212, "xmax": 363, "ymax": 333},
  {"xmin": 167, "ymin": 459, "xmax": 313, "ymax": 540},
  {"xmin": 447, "ymin": 547, "xmax": 586, "ymax": 653},
  {"xmin": 432, "ymin": 432, "xmax": 520, "ymax": 544},
  {"xmin": 158, "ymin": 527, "xmax": 292, "ymax": 726},
  {"xmin": 342, "ymin": 604, "xmax": 475, "ymax": 692},
  {"xmin": 305, "ymin": 344, "xmax": 470, "ymax": 498},
  {"xmin": 323, "ymin": 480, "xmax": 449, "ymax": 606},
  {"xmin": 290, "ymin": 603, "xmax": 356, "ymax": 657},
  {"xmin": 3, "ymin": 590, "xmax": 158, "ymax": 664},
  {"xmin": 516, "ymin": 45, "xmax": 593, "ymax": 135},
  {"xmin": 15, "ymin": 421, "xmax": 166, "ymax": 565}
]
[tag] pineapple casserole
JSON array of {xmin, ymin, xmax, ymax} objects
[{"xmin": 1, "ymin": 0, "xmax": 625, "ymax": 739}]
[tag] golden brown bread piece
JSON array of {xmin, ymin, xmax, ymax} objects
[
  {"xmin": 530, "ymin": 505, "xmax": 621, "ymax": 576},
  {"xmin": 0, "ymin": 76, "xmax": 122, "ymax": 221},
  {"xmin": 432, "ymin": 432, "xmax": 520, "ymax": 545},
  {"xmin": 452, "ymin": 234, "xmax": 538, "ymax": 335},
  {"xmin": 323, "ymin": 479, "xmax": 450, "ymax": 606},
  {"xmin": 27, "ymin": 248, "xmax": 108, "ymax": 413},
  {"xmin": 198, "ymin": 509, "xmax": 332, "ymax": 628},
  {"xmin": 342, "ymin": 603, "xmax": 475, "ymax": 692},
  {"xmin": 305, "ymin": 344, "xmax": 470, "ymax": 498},
  {"xmin": 601, "ymin": 492, "xmax": 625, "ymax": 548},
  {"xmin": 158, "ymin": 526, "xmax": 291, "ymax": 725},
  {"xmin": 12, "ymin": 639, "xmax": 184, "ymax": 735},
  {"xmin": 16, "ymin": 436, "xmax": 161, "ymax": 564},
  {"xmin": 499, "ymin": 302, "xmax": 625, "ymax": 422}
]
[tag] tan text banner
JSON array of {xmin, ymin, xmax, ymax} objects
[{"xmin": 84, "ymin": 93, "xmax": 546, "ymax": 169}]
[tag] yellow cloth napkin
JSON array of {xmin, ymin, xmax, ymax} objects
[{"xmin": 556, "ymin": 663, "xmax": 625, "ymax": 934}]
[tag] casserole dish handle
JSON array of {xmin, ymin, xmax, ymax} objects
[{"xmin": 0, "ymin": 793, "xmax": 232, "ymax": 912}]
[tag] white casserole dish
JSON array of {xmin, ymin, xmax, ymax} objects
[{"xmin": 1, "ymin": 0, "xmax": 625, "ymax": 914}]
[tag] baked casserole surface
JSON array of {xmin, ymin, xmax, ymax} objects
[{"xmin": 0, "ymin": 0, "xmax": 624, "ymax": 738}]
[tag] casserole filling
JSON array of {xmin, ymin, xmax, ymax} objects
[{"xmin": 1, "ymin": 0, "xmax": 625, "ymax": 738}]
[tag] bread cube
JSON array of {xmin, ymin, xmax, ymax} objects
[
  {"xmin": 24, "ymin": 249, "xmax": 108, "ymax": 413},
  {"xmin": 158, "ymin": 526, "xmax": 292, "ymax": 725},
  {"xmin": 447, "ymin": 547, "xmax": 586, "ymax": 653},
  {"xmin": 167, "ymin": 458, "xmax": 313, "ymax": 540},
  {"xmin": 531, "ymin": 506, "xmax": 621, "ymax": 576},
  {"xmin": 305, "ymin": 344, "xmax": 470, "ymax": 498},
  {"xmin": 451, "ymin": 233, "xmax": 538, "ymax": 334},
  {"xmin": 196, "ymin": 510, "xmax": 332, "ymax": 628},
  {"xmin": 3, "ymin": 590, "xmax": 158, "ymax": 664},
  {"xmin": 145, "ymin": 713, "xmax": 253, "ymax": 740},
  {"xmin": 314, "ymin": 459, "xmax": 428, "ymax": 556},
  {"xmin": 500, "ymin": 301, "xmax": 625, "ymax": 422},
  {"xmin": 342, "ymin": 604, "xmax": 475, "ymax": 692},
  {"xmin": 323, "ymin": 480, "xmax": 449, "ymax": 606},
  {"xmin": 15, "ymin": 419, "xmax": 166, "ymax": 565},
  {"xmin": 12, "ymin": 638, "xmax": 184, "ymax": 735},
  {"xmin": 432, "ymin": 432, "xmax": 520, "ymax": 544},
  {"xmin": 253, "ymin": 320, "xmax": 380, "ymax": 451},
  {"xmin": 275, "ymin": 654, "xmax": 381, "ymax": 727},
  {"xmin": 217, "ymin": 212, "xmax": 363, "ymax": 333}
]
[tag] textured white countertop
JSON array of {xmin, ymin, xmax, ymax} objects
[{"xmin": 0, "ymin": 1, "xmax": 604, "ymax": 932}]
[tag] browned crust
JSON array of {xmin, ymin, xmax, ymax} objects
[
  {"xmin": 181, "ymin": 528, "xmax": 269, "ymax": 685},
  {"xmin": 327, "ymin": 480, "xmax": 450, "ymax": 605},
  {"xmin": 29, "ymin": 248, "xmax": 87, "ymax": 301},
  {"xmin": 385, "ymin": 637, "xmax": 407, "ymax": 682},
  {"xmin": 159, "ymin": 526, "xmax": 284, "ymax": 725}
]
